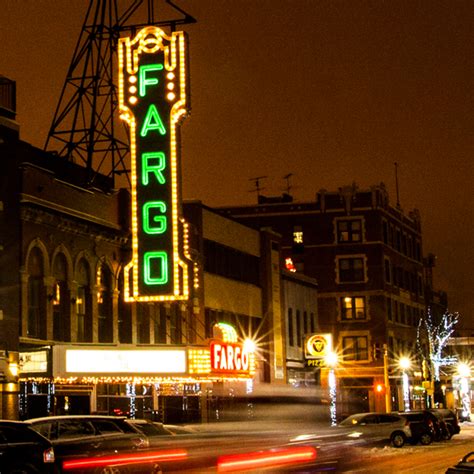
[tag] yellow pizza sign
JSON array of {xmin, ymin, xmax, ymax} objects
[{"xmin": 305, "ymin": 334, "xmax": 332, "ymax": 359}]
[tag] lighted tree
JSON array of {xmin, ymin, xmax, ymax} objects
[{"xmin": 417, "ymin": 308, "xmax": 459, "ymax": 382}]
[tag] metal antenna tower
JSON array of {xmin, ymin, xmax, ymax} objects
[
  {"xmin": 248, "ymin": 176, "xmax": 268, "ymax": 198},
  {"xmin": 44, "ymin": 0, "xmax": 195, "ymax": 189}
]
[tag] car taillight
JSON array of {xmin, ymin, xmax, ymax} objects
[{"xmin": 43, "ymin": 447, "xmax": 55, "ymax": 463}]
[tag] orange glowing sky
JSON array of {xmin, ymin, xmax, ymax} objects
[{"xmin": 0, "ymin": 0, "xmax": 472, "ymax": 324}]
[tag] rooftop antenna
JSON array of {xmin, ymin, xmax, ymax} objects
[
  {"xmin": 249, "ymin": 176, "xmax": 268, "ymax": 199},
  {"xmin": 44, "ymin": 0, "xmax": 196, "ymax": 190},
  {"xmin": 394, "ymin": 162, "xmax": 401, "ymax": 209},
  {"xmin": 282, "ymin": 173, "xmax": 293, "ymax": 195}
]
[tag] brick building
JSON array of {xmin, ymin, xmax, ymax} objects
[{"xmin": 218, "ymin": 184, "xmax": 429, "ymax": 414}]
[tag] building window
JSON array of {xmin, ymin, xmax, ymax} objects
[
  {"xmin": 310, "ymin": 312, "xmax": 316, "ymax": 333},
  {"xmin": 337, "ymin": 257, "xmax": 365, "ymax": 282},
  {"xmin": 384, "ymin": 259, "xmax": 391, "ymax": 283},
  {"xmin": 288, "ymin": 308, "xmax": 294, "ymax": 347},
  {"xmin": 169, "ymin": 304, "xmax": 181, "ymax": 344},
  {"xmin": 342, "ymin": 335, "xmax": 368, "ymax": 361},
  {"xmin": 396, "ymin": 229, "xmax": 402, "ymax": 252},
  {"xmin": 387, "ymin": 297, "xmax": 392, "ymax": 321},
  {"xmin": 341, "ymin": 297, "xmax": 366, "ymax": 320},
  {"xmin": 27, "ymin": 247, "xmax": 47, "ymax": 339},
  {"xmin": 98, "ymin": 263, "xmax": 113, "ymax": 343},
  {"xmin": 382, "ymin": 220, "xmax": 388, "ymax": 244},
  {"xmin": 137, "ymin": 303, "xmax": 150, "ymax": 344},
  {"xmin": 303, "ymin": 311, "xmax": 310, "ymax": 336},
  {"xmin": 52, "ymin": 253, "xmax": 70, "ymax": 342},
  {"xmin": 293, "ymin": 226, "xmax": 303, "ymax": 244},
  {"xmin": 296, "ymin": 310, "xmax": 302, "ymax": 347},
  {"xmin": 155, "ymin": 305, "xmax": 168, "ymax": 343},
  {"xmin": 77, "ymin": 259, "xmax": 92, "ymax": 342},
  {"xmin": 337, "ymin": 219, "xmax": 362, "ymax": 243}
]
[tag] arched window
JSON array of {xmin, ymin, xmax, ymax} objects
[
  {"xmin": 52, "ymin": 253, "xmax": 70, "ymax": 342},
  {"xmin": 27, "ymin": 247, "xmax": 46, "ymax": 339},
  {"xmin": 77, "ymin": 259, "xmax": 92, "ymax": 342},
  {"xmin": 98, "ymin": 263, "xmax": 113, "ymax": 343}
]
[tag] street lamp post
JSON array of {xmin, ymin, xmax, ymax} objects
[
  {"xmin": 457, "ymin": 362, "xmax": 471, "ymax": 421},
  {"xmin": 399, "ymin": 357, "xmax": 411, "ymax": 412},
  {"xmin": 325, "ymin": 351, "xmax": 338, "ymax": 426}
]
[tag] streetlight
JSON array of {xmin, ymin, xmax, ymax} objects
[
  {"xmin": 457, "ymin": 362, "xmax": 471, "ymax": 421},
  {"xmin": 325, "ymin": 351, "xmax": 338, "ymax": 426},
  {"xmin": 399, "ymin": 356, "xmax": 411, "ymax": 412}
]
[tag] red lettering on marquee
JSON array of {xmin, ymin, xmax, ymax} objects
[{"xmin": 210, "ymin": 341, "xmax": 250, "ymax": 374}]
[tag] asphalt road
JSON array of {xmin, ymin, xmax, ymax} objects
[{"xmin": 350, "ymin": 422, "xmax": 474, "ymax": 473}]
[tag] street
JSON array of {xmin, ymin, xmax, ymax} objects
[{"xmin": 351, "ymin": 422, "xmax": 474, "ymax": 473}]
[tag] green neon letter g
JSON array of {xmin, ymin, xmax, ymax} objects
[
  {"xmin": 139, "ymin": 64, "xmax": 164, "ymax": 97},
  {"xmin": 143, "ymin": 201, "xmax": 167, "ymax": 234},
  {"xmin": 144, "ymin": 251, "xmax": 168, "ymax": 285},
  {"xmin": 142, "ymin": 152, "xmax": 166, "ymax": 185}
]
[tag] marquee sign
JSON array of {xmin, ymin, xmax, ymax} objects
[
  {"xmin": 210, "ymin": 341, "xmax": 251, "ymax": 375},
  {"xmin": 118, "ymin": 26, "xmax": 193, "ymax": 301}
]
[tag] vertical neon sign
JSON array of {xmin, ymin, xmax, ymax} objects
[{"xmin": 118, "ymin": 27, "xmax": 193, "ymax": 302}]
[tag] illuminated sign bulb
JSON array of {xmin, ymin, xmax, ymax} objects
[
  {"xmin": 129, "ymin": 75, "xmax": 137, "ymax": 83},
  {"xmin": 167, "ymin": 82, "xmax": 175, "ymax": 91},
  {"xmin": 129, "ymin": 96, "xmax": 138, "ymax": 105},
  {"xmin": 167, "ymin": 72, "xmax": 175, "ymax": 80},
  {"xmin": 129, "ymin": 85, "xmax": 137, "ymax": 94},
  {"xmin": 167, "ymin": 92, "xmax": 176, "ymax": 101}
]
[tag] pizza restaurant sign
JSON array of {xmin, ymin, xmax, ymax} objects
[{"xmin": 305, "ymin": 333, "xmax": 332, "ymax": 367}]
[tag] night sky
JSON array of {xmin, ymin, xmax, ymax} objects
[{"xmin": 1, "ymin": 1, "xmax": 472, "ymax": 324}]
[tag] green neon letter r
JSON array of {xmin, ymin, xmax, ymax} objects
[{"xmin": 142, "ymin": 152, "xmax": 166, "ymax": 185}]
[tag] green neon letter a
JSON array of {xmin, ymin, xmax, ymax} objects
[
  {"xmin": 143, "ymin": 201, "xmax": 167, "ymax": 234},
  {"xmin": 140, "ymin": 104, "xmax": 166, "ymax": 137},
  {"xmin": 139, "ymin": 64, "xmax": 164, "ymax": 97},
  {"xmin": 144, "ymin": 251, "xmax": 168, "ymax": 285},
  {"xmin": 142, "ymin": 152, "xmax": 166, "ymax": 185}
]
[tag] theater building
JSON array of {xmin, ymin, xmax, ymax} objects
[{"xmin": 0, "ymin": 77, "xmax": 321, "ymax": 420}]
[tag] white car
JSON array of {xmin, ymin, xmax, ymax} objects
[{"xmin": 339, "ymin": 412, "xmax": 412, "ymax": 447}]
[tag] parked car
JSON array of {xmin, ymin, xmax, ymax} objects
[
  {"xmin": 425, "ymin": 409, "xmax": 454, "ymax": 440},
  {"xmin": 456, "ymin": 408, "xmax": 471, "ymax": 423},
  {"xmin": 338, "ymin": 412, "xmax": 412, "ymax": 447},
  {"xmin": 0, "ymin": 420, "xmax": 56, "ymax": 473},
  {"xmin": 446, "ymin": 451, "xmax": 474, "ymax": 473},
  {"xmin": 395, "ymin": 411, "xmax": 435, "ymax": 445},
  {"xmin": 430, "ymin": 408, "xmax": 461, "ymax": 437},
  {"xmin": 26, "ymin": 415, "xmax": 148, "ymax": 461},
  {"xmin": 123, "ymin": 418, "xmax": 174, "ymax": 445}
]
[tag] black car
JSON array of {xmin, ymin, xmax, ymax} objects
[
  {"xmin": 430, "ymin": 408, "xmax": 461, "ymax": 437},
  {"xmin": 0, "ymin": 420, "xmax": 56, "ymax": 473},
  {"xmin": 446, "ymin": 451, "xmax": 474, "ymax": 473},
  {"xmin": 26, "ymin": 415, "xmax": 148, "ymax": 463},
  {"xmin": 396, "ymin": 412, "xmax": 435, "ymax": 445}
]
